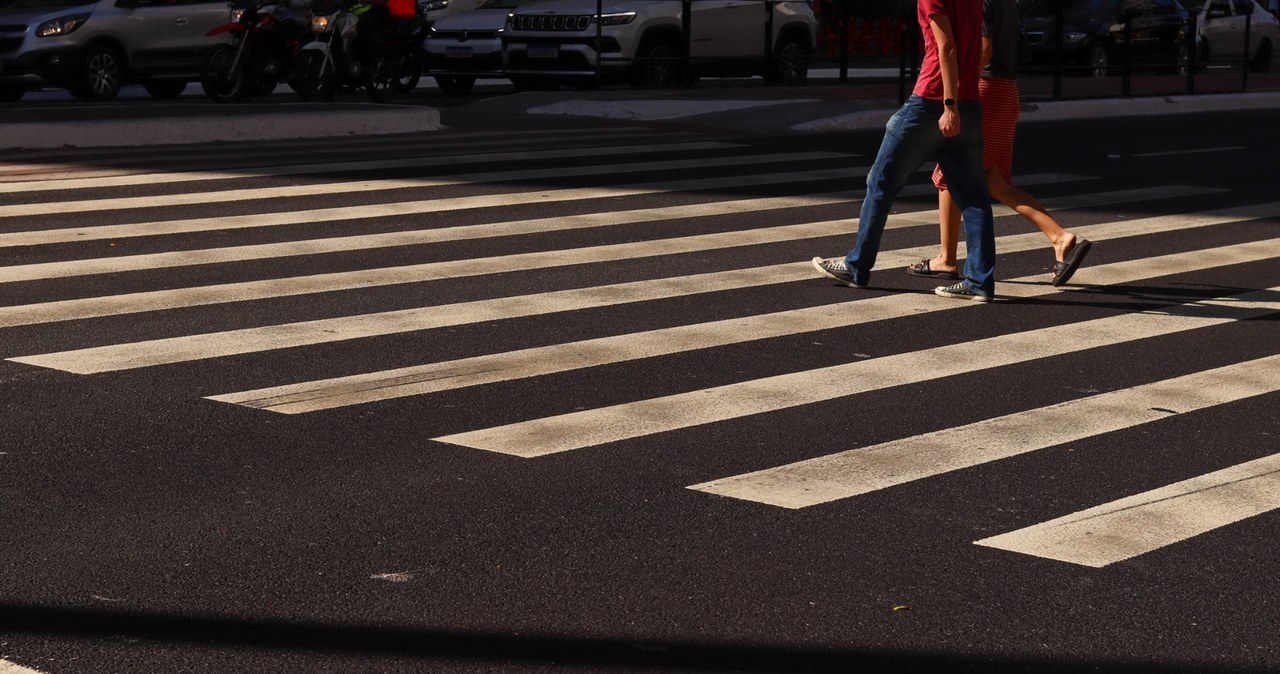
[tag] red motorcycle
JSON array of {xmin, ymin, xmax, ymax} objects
[{"xmin": 201, "ymin": 0, "xmax": 313, "ymax": 102}]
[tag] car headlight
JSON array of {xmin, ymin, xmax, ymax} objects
[
  {"xmin": 230, "ymin": 7, "xmax": 245, "ymax": 22},
  {"xmin": 1063, "ymin": 31, "xmax": 1089, "ymax": 44},
  {"xmin": 36, "ymin": 12, "xmax": 89, "ymax": 37},
  {"xmin": 593, "ymin": 11, "xmax": 636, "ymax": 25}
]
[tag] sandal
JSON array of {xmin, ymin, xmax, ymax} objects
[
  {"xmin": 1051, "ymin": 239, "xmax": 1092, "ymax": 287},
  {"xmin": 907, "ymin": 258, "xmax": 959, "ymax": 280}
]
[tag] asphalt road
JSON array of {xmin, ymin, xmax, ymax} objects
[{"xmin": 0, "ymin": 87, "xmax": 1278, "ymax": 674}]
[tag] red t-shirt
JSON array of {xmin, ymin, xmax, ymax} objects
[{"xmin": 913, "ymin": 0, "xmax": 983, "ymax": 101}]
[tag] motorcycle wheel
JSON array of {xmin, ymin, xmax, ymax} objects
[
  {"xmin": 201, "ymin": 44, "xmax": 246, "ymax": 102},
  {"xmin": 394, "ymin": 55, "xmax": 421, "ymax": 93},
  {"xmin": 294, "ymin": 51, "xmax": 335, "ymax": 100},
  {"xmin": 366, "ymin": 57, "xmax": 397, "ymax": 103}
]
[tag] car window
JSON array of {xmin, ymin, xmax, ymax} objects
[
  {"xmin": 1026, "ymin": 0, "xmax": 1122, "ymax": 16},
  {"xmin": 0, "ymin": 0, "xmax": 94, "ymax": 8},
  {"xmin": 1230, "ymin": 0, "xmax": 1253, "ymax": 12},
  {"xmin": 1207, "ymin": 0, "xmax": 1231, "ymax": 13}
]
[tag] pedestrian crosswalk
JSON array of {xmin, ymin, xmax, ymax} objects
[{"xmin": 2, "ymin": 132, "xmax": 1277, "ymax": 572}]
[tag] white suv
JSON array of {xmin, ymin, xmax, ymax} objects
[{"xmin": 502, "ymin": 0, "xmax": 817, "ymax": 88}]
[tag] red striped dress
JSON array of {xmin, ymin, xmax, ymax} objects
[{"xmin": 932, "ymin": 77, "xmax": 1020, "ymax": 190}]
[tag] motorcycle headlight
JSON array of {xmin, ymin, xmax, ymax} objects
[
  {"xmin": 231, "ymin": 7, "xmax": 245, "ymax": 21},
  {"xmin": 311, "ymin": 14, "xmax": 329, "ymax": 31},
  {"xmin": 36, "ymin": 12, "xmax": 89, "ymax": 37}
]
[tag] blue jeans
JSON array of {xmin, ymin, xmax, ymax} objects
[{"xmin": 843, "ymin": 95, "xmax": 996, "ymax": 295}]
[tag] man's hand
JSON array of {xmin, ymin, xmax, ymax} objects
[{"xmin": 939, "ymin": 106, "xmax": 960, "ymax": 137}]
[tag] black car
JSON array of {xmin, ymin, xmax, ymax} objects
[{"xmin": 1022, "ymin": 0, "xmax": 1192, "ymax": 76}]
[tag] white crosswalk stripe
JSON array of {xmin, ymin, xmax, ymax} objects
[{"xmin": 2, "ymin": 137, "xmax": 1278, "ymax": 576}]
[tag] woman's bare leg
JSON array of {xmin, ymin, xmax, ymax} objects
[
  {"xmin": 985, "ymin": 166, "xmax": 1077, "ymax": 261},
  {"xmin": 928, "ymin": 188, "xmax": 962, "ymax": 274}
]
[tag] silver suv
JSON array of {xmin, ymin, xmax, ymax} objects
[
  {"xmin": 0, "ymin": 0, "xmax": 231, "ymax": 101},
  {"xmin": 502, "ymin": 0, "xmax": 818, "ymax": 88}
]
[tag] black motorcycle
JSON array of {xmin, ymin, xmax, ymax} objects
[{"xmin": 201, "ymin": 0, "xmax": 313, "ymax": 102}]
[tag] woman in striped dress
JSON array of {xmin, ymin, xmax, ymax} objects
[{"xmin": 909, "ymin": 0, "xmax": 1091, "ymax": 287}]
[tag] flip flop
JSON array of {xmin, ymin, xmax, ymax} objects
[
  {"xmin": 1051, "ymin": 239, "xmax": 1092, "ymax": 287},
  {"xmin": 907, "ymin": 258, "xmax": 959, "ymax": 280}
]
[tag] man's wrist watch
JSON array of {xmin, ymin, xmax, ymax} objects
[{"xmin": 944, "ymin": 98, "xmax": 956, "ymax": 108}]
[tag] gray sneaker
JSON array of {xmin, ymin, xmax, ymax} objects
[
  {"xmin": 811, "ymin": 257, "xmax": 867, "ymax": 288},
  {"xmin": 934, "ymin": 281, "xmax": 993, "ymax": 303}
]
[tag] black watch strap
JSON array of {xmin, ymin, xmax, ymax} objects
[{"xmin": 943, "ymin": 98, "xmax": 956, "ymax": 107}]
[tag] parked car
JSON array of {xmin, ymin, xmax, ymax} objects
[
  {"xmin": 501, "ymin": 0, "xmax": 817, "ymax": 89},
  {"xmin": 0, "ymin": 0, "xmax": 233, "ymax": 102},
  {"xmin": 1021, "ymin": 0, "xmax": 1191, "ymax": 76},
  {"xmin": 1187, "ymin": 0, "xmax": 1277, "ymax": 71},
  {"xmin": 422, "ymin": 0, "xmax": 532, "ymax": 93}
]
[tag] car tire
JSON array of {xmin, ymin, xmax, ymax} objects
[
  {"xmin": 767, "ymin": 34, "xmax": 809, "ymax": 86},
  {"xmin": 631, "ymin": 35, "xmax": 684, "ymax": 88},
  {"xmin": 434, "ymin": 75, "xmax": 475, "ymax": 94},
  {"xmin": 1249, "ymin": 38, "xmax": 1273, "ymax": 73},
  {"xmin": 71, "ymin": 45, "xmax": 123, "ymax": 101},
  {"xmin": 0, "ymin": 84, "xmax": 25, "ymax": 102},
  {"xmin": 143, "ymin": 78, "xmax": 188, "ymax": 99}
]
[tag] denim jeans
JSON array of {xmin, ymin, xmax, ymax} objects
[{"xmin": 843, "ymin": 95, "xmax": 996, "ymax": 295}]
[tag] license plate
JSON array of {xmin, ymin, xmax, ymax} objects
[
  {"xmin": 527, "ymin": 44, "xmax": 558, "ymax": 59},
  {"xmin": 445, "ymin": 46, "xmax": 473, "ymax": 59}
]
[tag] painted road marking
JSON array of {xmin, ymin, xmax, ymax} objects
[
  {"xmin": 433, "ymin": 287, "xmax": 1280, "ymax": 456},
  {"xmin": 691, "ymin": 355, "xmax": 1280, "ymax": 508}
]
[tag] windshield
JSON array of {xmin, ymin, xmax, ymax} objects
[{"xmin": 0, "ymin": 0, "xmax": 93, "ymax": 8}]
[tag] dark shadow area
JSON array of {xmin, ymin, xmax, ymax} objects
[{"xmin": 0, "ymin": 602, "xmax": 1266, "ymax": 673}]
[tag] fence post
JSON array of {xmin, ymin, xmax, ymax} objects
[
  {"xmin": 1122, "ymin": 13, "xmax": 1133, "ymax": 96},
  {"xmin": 596, "ymin": 0, "xmax": 603, "ymax": 87},
  {"xmin": 1242, "ymin": 1, "xmax": 1252, "ymax": 90}
]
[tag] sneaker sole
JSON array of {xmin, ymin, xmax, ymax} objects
[
  {"xmin": 810, "ymin": 257, "xmax": 867, "ymax": 288},
  {"xmin": 934, "ymin": 287, "xmax": 993, "ymax": 303}
]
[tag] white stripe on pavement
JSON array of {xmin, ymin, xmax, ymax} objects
[
  {"xmin": 0, "ymin": 182, "xmax": 1197, "ymax": 283},
  {"xmin": 8, "ymin": 202, "xmax": 1276, "ymax": 370},
  {"xmin": 0, "ymin": 151, "xmax": 845, "ymax": 218},
  {"xmin": 0, "ymin": 142, "xmax": 746, "ymax": 193},
  {"xmin": 207, "ymin": 238, "xmax": 1280, "ymax": 413},
  {"xmin": 432, "ymin": 287, "xmax": 1280, "ymax": 457},
  {"xmin": 0, "ymin": 659, "xmax": 45, "ymax": 674},
  {"xmin": 0, "ymin": 166, "xmax": 859, "ymax": 248},
  {"xmin": 691, "ymin": 355, "xmax": 1280, "ymax": 508},
  {"xmin": 975, "ymin": 450, "xmax": 1280, "ymax": 567}
]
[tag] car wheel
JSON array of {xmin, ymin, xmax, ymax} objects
[
  {"xmin": 1087, "ymin": 40, "xmax": 1109, "ymax": 78},
  {"xmin": 631, "ymin": 36, "xmax": 684, "ymax": 88},
  {"xmin": 143, "ymin": 78, "xmax": 188, "ymax": 99},
  {"xmin": 767, "ymin": 34, "xmax": 809, "ymax": 86},
  {"xmin": 1249, "ymin": 39, "xmax": 1273, "ymax": 73},
  {"xmin": 202, "ymin": 44, "xmax": 246, "ymax": 102},
  {"xmin": 71, "ymin": 45, "xmax": 123, "ymax": 101},
  {"xmin": 434, "ymin": 75, "xmax": 475, "ymax": 95},
  {"xmin": 0, "ymin": 84, "xmax": 25, "ymax": 102}
]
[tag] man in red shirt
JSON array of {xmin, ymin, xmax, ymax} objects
[{"xmin": 813, "ymin": 0, "xmax": 997, "ymax": 302}]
